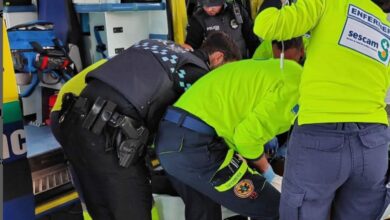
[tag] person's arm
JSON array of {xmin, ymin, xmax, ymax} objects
[
  {"xmin": 232, "ymin": 68, "xmax": 300, "ymax": 160},
  {"xmin": 253, "ymin": 0, "xmax": 325, "ymax": 41},
  {"xmin": 249, "ymin": 148, "xmax": 283, "ymax": 192},
  {"xmin": 185, "ymin": 16, "xmax": 205, "ymax": 49},
  {"xmin": 249, "ymin": 154, "xmax": 270, "ymax": 173},
  {"xmin": 240, "ymin": 6, "xmax": 260, "ymax": 57},
  {"xmin": 252, "ymin": 40, "xmax": 274, "ymax": 59}
]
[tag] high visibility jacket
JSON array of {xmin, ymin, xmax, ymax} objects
[
  {"xmin": 175, "ymin": 59, "xmax": 302, "ymax": 159},
  {"xmin": 254, "ymin": 0, "xmax": 390, "ymax": 125},
  {"xmin": 253, "ymin": 40, "xmax": 274, "ymax": 59}
]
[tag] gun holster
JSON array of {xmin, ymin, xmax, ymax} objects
[
  {"xmin": 110, "ymin": 114, "xmax": 149, "ymax": 167},
  {"xmin": 79, "ymin": 96, "xmax": 149, "ymax": 168}
]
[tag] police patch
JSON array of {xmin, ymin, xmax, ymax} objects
[
  {"xmin": 234, "ymin": 179, "xmax": 254, "ymax": 198},
  {"xmin": 230, "ymin": 19, "xmax": 239, "ymax": 29}
]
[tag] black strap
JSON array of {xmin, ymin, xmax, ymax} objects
[
  {"xmin": 92, "ymin": 101, "xmax": 117, "ymax": 135},
  {"xmin": 232, "ymin": 2, "xmax": 243, "ymax": 24},
  {"xmin": 82, "ymin": 97, "xmax": 107, "ymax": 130}
]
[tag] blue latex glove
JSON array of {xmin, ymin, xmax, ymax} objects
[
  {"xmin": 262, "ymin": 165, "xmax": 276, "ymax": 183},
  {"xmin": 264, "ymin": 137, "xmax": 279, "ymax": 156},
  {"xmin": 275, "ymin": 144, "xmax": 287, "ymax": 158},
  {"xmin": 263, "ymin": 165, "xmax": 283, "ymax": 192}
]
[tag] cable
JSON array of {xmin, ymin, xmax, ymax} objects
[
  {"xmin": 20, "ymin": 74, "xmax": 39, "ymax": 98},
  {"xmin": 280, "ymin": 42, "xmax": 285, "ymax": 69}
]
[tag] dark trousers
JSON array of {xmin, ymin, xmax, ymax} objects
[
  {"xmin": 169, "ymin": 175, "xmax": 222, "ymax": 220},
  {"xmin": 155, "ymin": 108, "xmax": 280, "ymax": 220},
  {"xmin": 281, "ymin": 122, "xmax": 390, "ymax": 220},
  {"xmin": 51, "ymin": 111, "xmax": 152, "ymax": 220}
]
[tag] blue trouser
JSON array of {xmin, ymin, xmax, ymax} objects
[
  {"xmin": 168, "ymin": 174, "xmax": 223, "ymax": 220},
  {"xmin": 281, "ymin": 122, "xmax": 390, "ymax": 220},
  {"xmin": 155, "ymin": 107, "xmax": 280, "ymax": 219}
]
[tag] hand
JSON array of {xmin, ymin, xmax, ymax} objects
[
  {"xmin": 181, "ymin": 43, "xmax": 194, "ymax": 52},
  {"xmin": 270, "ymin": 174, "xmax": 283, "ymax": 192},
  {"xmin": 275, "ymin": 144, "xmax": 287, "ymax": 158},
  {"xmin": 264, "ymin": 137, "xmax": 279, "ymax": 157},
  {"xmin": 250, "ymin": 156, "xmax": 283, "ymax": 192}
]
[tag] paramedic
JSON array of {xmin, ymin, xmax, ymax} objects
[
  {"xmin": 254, "ymin": 0, "xmax": 390, "ymax": 219},
  {"xmin": 155, "ymin": 37, "xmax": 303, "ymax": 220}
]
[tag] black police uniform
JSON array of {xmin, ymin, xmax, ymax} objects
[
  {"xmin": 50, "ymin": 39, "xmax": 210, "ymax": 220},
  {"xmin": 258, "ymin": 0, "xmax": 282, "ymax": 12},
  {"xmin": 185, "ymin": 3, "xmax": 259, "ymax": 58}
]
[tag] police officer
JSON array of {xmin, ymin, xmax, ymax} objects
[
  {"xmin": 184, "ymin": 0, "xmax": 260, "ymax": 58},
  {"xmin": 254, "ymin": 1, "xmax": 390, "ymax": 220},
  {"xmin": 155, "ymin": 37, "xmax": 304, "ymax": 220},
  {"xmin": 50, "ymin": 32, "xmax": 241, "ymax": 220}
]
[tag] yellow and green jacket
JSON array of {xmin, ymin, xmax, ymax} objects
[
  {"xmin": 253, "ymin": 40, "xmax": 274, "ymax": 59},
  {"xmin": 175, "ymin": 59, "xmax": 302, "ymax": 160},
  {"xmin": 254, "ymin": 0, "xmax": 390, "ymax": 125}
]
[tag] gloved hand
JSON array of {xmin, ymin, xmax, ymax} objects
[
  {"xmin": 262, "ymin": 165, "xmax": 282, "ymax": 192},
  {"xmin": 275, "ymin": 144, "xmax": 287, "ymax": 158},
  {"xmin": 264, "ymin": 137, "xmax": 279, "ymax": 157}
]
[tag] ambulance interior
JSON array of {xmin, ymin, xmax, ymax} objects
[{"xmin": 2, "ymin": 0, "xmax": 390, "ymax": 219}]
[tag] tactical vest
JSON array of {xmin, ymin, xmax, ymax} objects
[
  {"xmin": 85, "ymin": 39, "xmax": 209, "ymax": 130},
  {"xmin": 194, "ymin": 5, "xmax": 247, "ymax": 57}
]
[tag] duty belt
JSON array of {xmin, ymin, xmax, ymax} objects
[
  {"xmin": 60, "ymin": 93, "xmax": 149, "ymax": 168},
  {"xmin": 163, "ymin": 107, "xmax": 216, "ymax": 135}
]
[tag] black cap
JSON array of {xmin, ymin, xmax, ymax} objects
[{"xmin": 199, "ymin": 0, "xmax": 225, "ymax": 7}]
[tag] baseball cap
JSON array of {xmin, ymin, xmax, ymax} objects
[{"xmin": 199, "ymin": 0, "xmax": 225, "ymax": 7}]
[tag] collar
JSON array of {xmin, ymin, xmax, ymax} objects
[{"xmin": 192, "ymin": 49, "xmax": 211, "ymax": 69}]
